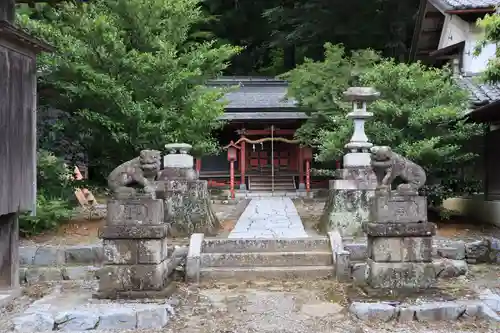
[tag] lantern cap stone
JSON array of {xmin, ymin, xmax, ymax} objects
[
  {"xmin": 165, "ymin": 143, "xmax": 192, "ymax": 154},
  {"xmin": 343, "ymin": 87, "xmax": 380, "ymax": 102}
]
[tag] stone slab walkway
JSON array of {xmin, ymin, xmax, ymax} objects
[{"xmin": 228, "ymin": 197, "xmax": 308, "ymax": 239}]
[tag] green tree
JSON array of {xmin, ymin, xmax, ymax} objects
[
  {"xmin": 475, "ymin": 10, "xmax": 500, "ymax": 82},
  {"xmin": 283, "ymin": 43, "xmax": 483, "ymax": 207},
  {"xmin": 18, "ymin": 0, "xmax": 240, "ymax": 178}
]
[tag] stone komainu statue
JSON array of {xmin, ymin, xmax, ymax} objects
[
  {"xmin": 369, "ymin": 146, "xmax": 426, "ymax": 193},
  {"xmin": 107, "ymin": 149, "xmax": 161, "ymax": 197}
]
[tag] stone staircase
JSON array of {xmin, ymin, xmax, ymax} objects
[
  {"xmin": 248, "ymin": 175, "xmax": 296, "ymax": 192},
  {"xmin": 198, "ymin": 237, "xmax": 335, "ymax": 280}
]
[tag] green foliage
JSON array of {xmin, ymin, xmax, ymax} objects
[
  {"xmin": 19, "ymin": 195, "xmax": 73, "ymax": 237},
  {"xmin": 475, "ymin": 12, "xmax": 500, "ymax": 82},
  {"xmin": 19, "ymin": 150, "xmax": 75, "ymax": 237},
  {"xmin": 17, "ymin": 0, "xmax": 240, "ymax": 177},
  {"xmin": 284, "ymin": 44, "xmax": 484, "ymax": 207}
]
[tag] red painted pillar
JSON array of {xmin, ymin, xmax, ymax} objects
[
  {"xmin": 298, "ymin": 147, "xmax": 304, "ymax": 188},
  {"xmin": 230, "ymin": 160, "xmax": 235, "ymax": 199},
  {"xmin": 305, "ymin": 159, "xmax": 311, "ymax": 193},
  {"xmin": 195, "ymin": 158, "xmax": 201, "ymax": 174},
  {"xmin": 240, "ymin": 137, "xmax": 246, "ymax": 190}
]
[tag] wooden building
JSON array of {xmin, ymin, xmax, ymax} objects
[
  {"xmin": 0, "ymin": 2, "xmax": 51, "ymax": 297},
  {"xmin": 198, "ymin": 77, "xmax": 329, "ymax": 194},
  {"xmin": 410, "ymin": 0, "xmax": 500, "ymax": 225}
]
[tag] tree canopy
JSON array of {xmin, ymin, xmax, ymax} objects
[
  {"xmin": 18, "ymin": 0, "xmax": 240, "ymax": 177},
  {"xmin": 283, "ymin": 43, "xmax": 484, "ymax": 206}
]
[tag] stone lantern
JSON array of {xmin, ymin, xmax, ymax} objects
[
  {"xmin": 319, "ymin": 87, "xmax": 380, "ymax": 240},
  {"xmin": 342, "ymin": 87, "xmax": 380, "ymax": 167}
]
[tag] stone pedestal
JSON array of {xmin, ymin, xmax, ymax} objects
[
  {"xmin": 320, "ymin": 167, "xmax": 377, "ymax": 236},
  {"xmin": 157, "ymin": 143, "xmax": 219, "ymax": 237},
  {"xmin": 364, "ymin": 192, "xmax": 437, "ymax": 289},
  {"xmin": 96, "ymin": 197, "xmax": 172, "ymax": 298}
]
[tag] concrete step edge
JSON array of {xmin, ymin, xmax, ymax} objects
[{"xmin": 200, "ymin": 265, "xmax": 334, "ymax": 272}]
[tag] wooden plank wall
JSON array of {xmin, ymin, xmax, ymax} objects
[{"xmin": 0, "ymin": 43, "xmax": 36, "ymax": 215}]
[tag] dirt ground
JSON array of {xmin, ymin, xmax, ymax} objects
[
  {"xmin": 20, "ymin": 202, "xmax": 248, "ymax": 246},
  {"xmin": 20, "ymin": 197, "xmax": 500, "ymax": 246},
  {"xmin": 3, "ymin": 278, "xmax": 499, "ymax": 333}
]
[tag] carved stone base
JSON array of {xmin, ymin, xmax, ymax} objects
[{"xmin": 369, "ymin": 193, "xmax": 427, "ymax": 223}]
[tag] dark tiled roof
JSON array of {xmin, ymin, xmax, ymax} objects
[
  {"xmin": 456, "ymin": 75, "xmax": 500, "ymax": 108},
  {"xmin": 208, "ymin": 77, "xmax": 297, "ymax": 110},
  {"xmin": 219, "ymin": 112, "xmax": 308, "ymax": 120},
  {"xmin": 431, "ymin": 0, "xmax": 500, "ymax": 10}
]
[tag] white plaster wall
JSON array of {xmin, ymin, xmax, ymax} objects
[
  {"xmin": 442, "ymin": 196, "xmax": 500, "ymax": 227},
  {"xmin": 465, "ymin": 26, "xmax": 496, "ymax": 74},
  {"xmin": 439, "ymin": 15, "xmax": 468, "ymax": 49},
  {"xmin": 437, "ymin": 14, "xmax": 496, "ymax": 74}
]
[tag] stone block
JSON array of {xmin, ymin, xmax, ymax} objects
[
  {"xmin": 367, "ymin": 237, "xmax": 432, "ymax": 262},
  {"xmin": 19, "ymin": 246, "xmax": 37, "ymax": 265},
  {"xmin": 412, "ymin": 302, "xmax": 466, "ymax": 321},
  {"xmin": 25, "ymin": 267, "xmax": 63, "ymax": 284},
  {"xmin": 32, "ymin": 246, "xmax": 65, "ymax": 266},
  {"xmin": 13, "ymin": 312, "xmax": 55, "ymax": 332},
  {"xmin": 366, "ymin": 259, "xmax": 436, "ymax": 289},
  {"xmin": 335, "ymin": 250, "xmax": 351, "ymax": 281},
  {"xmin": 478, "ymin": 289, "xmax": 500, "ymax": 312},
  {"xmin": 433, "ymin": 259, "xmax": 468, "ymax": 278},
  {"xmin": 465, "ymin": 239, "xmax": 490, "ymax": 263},
  {"xmin": 107, "ymin": 198, "xmax": 164, "ymax": 225},
  {"xmin": 363, "ymin": 222, "xmax": 436, "ymax": 237},
  {"xmin": 349, "ymin": 302, "xmax": 397, "ymax": 322},
  {"xmin": 369, "ymin": 194, "xmax": 427, "ymax": 223},
  {"xmin": 62, "ymin": 266, "xmax": 98, "ymax": 280},
  {"xmin": 344, "ymin": 243, "xmax": 368, "ymax": 261},
  {"xmin": 337, "ymin": 167, "xmax": 378, "ymax": 190},
  {"xmin": 186, "ymin": 233, "xmax": 204, "ymax": 283},
  {"xmin": 137, "ymin": 307, "xmax": 169, "ymax": 329},
  {"xmin": 138, "ymin": 239, "xmax": 168, "ymax": 264},
  {"xmin": 98, "ymin": 310, "xmax": 137, "ymax": 330},
  {"xmin": 65, "ymin": 245, "xmax": 103, "ymax": 264},
  {"xmin": 55, "ymin": 310, "xmax": 99, "ymax": 331},
  {"xmin": 436, "ymin": 243, "xmax": 465, "ymax": 260},
  {"xmin": 99, "ymin": 225, "xmax": 169, "ymax": 239},
  {"xmin": 351, "ymin": 263, "xmax": 367, "ymax": 283},
  {"xmin": 103, "ymin": 239, "xmax": 138, "ymax": 264},
  {"xmin": 97, "ymin": 262, "xmax": 166, "ymax": 292}
]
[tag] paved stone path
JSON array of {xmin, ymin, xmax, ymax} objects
[{"xmin": 229, "ymin": 197, "xmax": 309, "ymax": 238}]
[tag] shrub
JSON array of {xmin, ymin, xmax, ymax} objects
[{"xmin": 19, "ymin": 150, "xmax": 75, "ymax": 236}]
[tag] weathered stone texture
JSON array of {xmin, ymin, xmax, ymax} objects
[
  {"xmin": 363, "ymin": 222, "xmax": 436, "ymax": 237},
  {"xmin": 349, "ymin": 302, "xmax": 397, "ymax": 322},
  {"xmin": 370, "ymin": 194, "xmax": 427, "ymax": 223},
  {"xmin": 99, "ymin": 225, "xmax": 169, "ymax": 239},
  {"xmin": 107, "ymin": 198, "xmax": 164, "ymax": 225},
  {"xmin": 320, "ymin": 189, "xmax": 374, "ymax": 236},
  {"xmin": 158, "ymin": 179, "xmax": 219, "ymax": 237},
  {"xmin": 320, "ymin": 167, "xmax": 377, "ymax": 236},
  {"xmin": 366, "ymin": 259, "xmax": 436, "ymax": 289},
  {"xmin": 368, "ymin": 237, "xmax": 432, "ymax": 262},
  {"xmin": 98, "ymin": 262, "xmax": 166, "ymax": 291}
]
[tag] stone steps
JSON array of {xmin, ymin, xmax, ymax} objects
[
  {"xmin": 196, "ymin": 237, "xmax": 335, "ymax": 281},
  {"xmin": 200, "ymin": 265, "xmax": 334, "ymax": 280},
  {"xmin": 201, "ymin": 251, "xmax": 333, "ymax": 267},
  {"xmin": 202, "ymin": 237, "xmax": 330, "ymax": 253}
]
